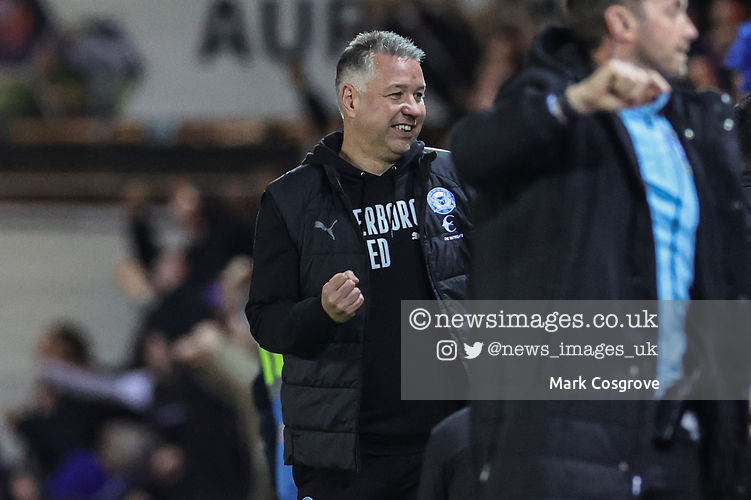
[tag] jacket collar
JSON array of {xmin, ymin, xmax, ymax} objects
[{"xmin": 310, "ymin": 130, "xmax": 426, "ymax": 183}]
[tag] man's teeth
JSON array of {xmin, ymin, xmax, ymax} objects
[{"xmin": 395, "ymin": 124, "xmax": 412, "ymax": 131}]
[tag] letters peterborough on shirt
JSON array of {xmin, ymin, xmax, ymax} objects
[{"xmin": 352, "ymin": 198, "xmax": 419, "ymax": 270}]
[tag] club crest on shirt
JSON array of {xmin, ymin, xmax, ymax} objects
[{"xmin": 427, "ymin": 187, "xmax": 456, "ymax": 215}]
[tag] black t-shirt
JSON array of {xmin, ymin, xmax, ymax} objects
[{"xmin": 332, "ymin": 144, "xmax": 462, "ymax": 454}]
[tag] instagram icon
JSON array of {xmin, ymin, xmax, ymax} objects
[{"xmin": 436, "ymin": 340, "xmax": 457, "ymax": 361}]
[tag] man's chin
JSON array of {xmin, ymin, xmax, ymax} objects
[
  {"xmin": 389, "ymin": 140, "xmax": 415, "ymax": 156},
  {"xmin": 669, "ymin": 57, "xmax": 689, "ymax": 80}
]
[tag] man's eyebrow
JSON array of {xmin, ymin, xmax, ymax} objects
[{"xmin": 386, "ymin": 83, "xmax": 427, "ymax": 91}]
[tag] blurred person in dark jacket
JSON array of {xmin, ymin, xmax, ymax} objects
[{"xmin": 452, "ymin": 0, "xmax": 749, "ymax": 498}]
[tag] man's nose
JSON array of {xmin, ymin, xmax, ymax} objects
[
  {"xmin": 685, "ymin": 18, "xmax": 699, "ymax": 41},
  {"xmin": 401, "ymin": 96, "xmax": 422, "ymax": 118}
]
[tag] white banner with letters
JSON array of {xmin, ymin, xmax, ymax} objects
[{"xmin": 45, "ymin": 0, "xmax": 361, "ymax": 119}]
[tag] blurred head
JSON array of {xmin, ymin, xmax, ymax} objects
[
  {"xmin": 336, "ymin": 31, "xmax": 426, "ymax": 169},
  {"xmin": 710, "ymin": 0, "xmax": 748, "ymax": 57},
  {"xmin": 632, "ymin": 0, "xmax": 698, "ymax": 78},
  {"xmin": 142, "ymin": 331, "xmax": 173, "ymax": 376},
  {"xmin": 37, "ymin": 322, "xmax": 91, "ymax": 367},
  {"xmin": 98, "ymin": 421, "xmax": 157, "ymax": 477},
  {"xmin": 566, "ymin": 0, "xmax": 644, "ymax": 49},
  {"xmin": 169, "ymin": 180, "xmax": 203, "ymax": 231},
  {"xmin": 567, "ymin": 0, "xmax": 698, "ymax": 78}
]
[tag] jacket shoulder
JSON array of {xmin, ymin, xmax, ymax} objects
[
  {"xmin": 424, "ymin": 148, "xmax": 459, "ymax": 181},
  {"xmin": 263, "ymin": 162, "xmax": 329, "ymax": 223},
  {"xmin": 267, "ymin": 162, "xmax": 324, "ymax": 194},
  {"xmin": 423, "ymin": 147, "xmax": 475, "ymax": 203}
]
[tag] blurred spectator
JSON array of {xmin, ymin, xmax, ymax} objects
[
  {"xmin": 0, "ymin": 0, "xmax": 52, "ymax": 65},
  {"xmin": 709, "ymin": 0, "xmax": 748, "ymax": 60},
  {"xmin": 0, "ymin": 0, "xmax": 55, "ymax": 118},
  {"xmin": 688, "ymin": 47, "xmax": 729, "ymax": 91},
  {"xmin": 118, "ymin": 179, "xmax": 253, "ymax": 306},
  {"xmin": 6, "ymin": 469, "xmax": 41, "ymax": 500},
  {"xmin": 19, "ymin": 319, "xmax": 262, "ymax": 499},
  {"xmin": 692, "ymin": 0, "xmax": 747, "ymax": 93},
  {"xmin": 167, "ymin": 179, "xmax": 253, "ymax": 296},
  {"xmin": 114, "ymin": 175, "xmax": 280, "ymax": 498},
  {"xmin": 173, "ymin": 320, "xmax": 275, "ymax": 500},
  {"xmin": 133, "ymin": 323, "xmax": 253, "ymax": 500},
  {"xmin": 6, "ymin": 322, "xmax": 131, "ymax": 481},
  {"xmin": 93, "ymin": 421, "xmax": 156, "ymax": 498},
  {"xmin": 724, "ymin": 13, "xmax": 751, "ymax": 93},
  {"xmin": 37, "ymin": 17, "xmax": 142, "ymax": 118},
  {"xmin": 0, "ymin": 9, "xmax": 142, "ymax": 119},
  {"xmin": 45, "ymin": 420, "xmax": 156, "ymax": 500}
]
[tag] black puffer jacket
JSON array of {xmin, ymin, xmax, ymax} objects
[
  {"xmin": 247, "ymin": 132, "xmax": 472, "ymax": 471},
  {"xmin": 452, "ymin": 27, "xmax": 749, "ymax": 499}
]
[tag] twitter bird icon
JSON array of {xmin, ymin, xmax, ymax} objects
[{"xmin": 463, "ymin": 342, "xmax": 483, "ymax": 359}]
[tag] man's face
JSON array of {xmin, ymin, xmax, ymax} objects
[
  {"xmin": 349, "ymin": 53, "xmax": 426, "ymax": 163},
  {"xmin": 633, "ymin": 0, "xmax": 698, "ymax": 78}
]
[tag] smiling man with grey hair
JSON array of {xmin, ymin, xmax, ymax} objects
[
  {"xmin": 247, "ymin": 30, "xmax": 472, "ymax": 499},
  {"xmin": 335, "ymin": 31, "xmax": 425, "ymax": 110}
]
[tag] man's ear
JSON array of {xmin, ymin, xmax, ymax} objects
[
  {"xmin": 604, "ymin": 4, "xmax": 640, "ymax": 44},
  {"xmin": 339, "ymin": 83, "xmax": 358, "ymax": 118}
]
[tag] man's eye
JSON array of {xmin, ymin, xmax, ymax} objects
[
  {"xmin": 389, "ymin": 92, "xmax": 403, "ymax": 99},
  {"xmin": 666, "ymin": 1, "xmax": 683, "ymax": 16},
  {"xmin": 415, "ymin": 93, "xmax": 424, "ymax": 102}
]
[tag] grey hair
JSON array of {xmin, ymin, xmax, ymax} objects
[{"xmin": 335, "ymin": 31, "xmax": 425, "ymax": 111}]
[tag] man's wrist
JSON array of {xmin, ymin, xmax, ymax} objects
[
  {"xmin": 546, "ymin": 91, "xmax": 581, "ymax": 125},
  {"xmin": 560, "ymin": 89, "xmax": 583, "ymax": 119}
]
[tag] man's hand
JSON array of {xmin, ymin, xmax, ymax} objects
[
  {"xmin": 321, "ymin": 270, "xmax": 364, "ymax": 323},
  {"xmin": 565, "ymin": 59, "xmax": 671, "ymax": 115}
]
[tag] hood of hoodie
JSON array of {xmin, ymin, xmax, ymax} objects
[
  {"xmin": 305, "ymin": 131, "xmax": 424, "ymax": 178},
  {"xmin": 526, "ymin": 26, "xmax": 594, "ymax": 83},
  {"xmin": 303, "ymin": 131, "xmax": 426, "ymax": 228},
  {"xmin": 305, "ymin": 131, "xmax": 425, "ymax": 200}
]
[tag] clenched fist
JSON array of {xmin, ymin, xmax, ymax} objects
[
  {"xmin": 565, "ymin": 59, "xmax": 671, "ymax": 115},
  {"xmin": 321, "ymin": 270, "xmax": 364, "ymax": 323}
]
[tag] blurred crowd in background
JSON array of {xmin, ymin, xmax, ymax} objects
[
  {"xmin": 3, "ymin": 0, "xmax": 751, "ymax": 499},
  {"xmin": 1, "ymin": 174, "xmax": 281, "ymax": 500},
  {"xmin": 4, "ymin": 0, "xmax": 751, "ymax": 134}
]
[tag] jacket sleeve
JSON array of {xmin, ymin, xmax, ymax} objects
[
  {"xmin": 450, "ymin": 71, "xmax": 575, "ymax": 188},
  {"xmin": 246, "ymin": 190, "xmax": 337, "ymax": 355}
]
